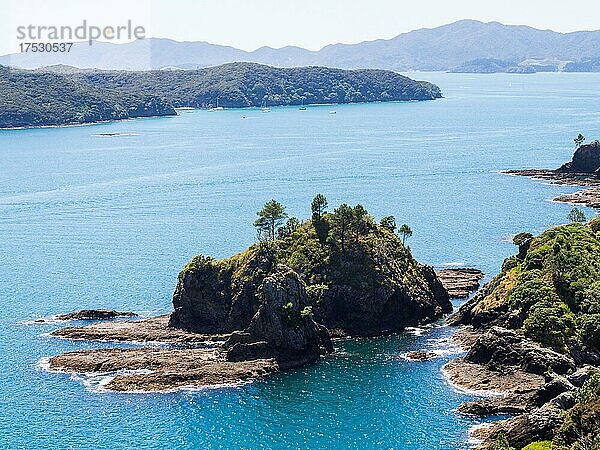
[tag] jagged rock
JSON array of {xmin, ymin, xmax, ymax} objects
[
  {"xmin": 465, "ymin": 327, "xmax": 576, "ymax": 375},
  {"xmin": 549, "ymin": 392, "xmax": 576, "ymax": 410},
  {"xmin": 478, "ymin": 404, "xmax": 565, "ymax": 450},
  {"xmin": 567, "ymin": 365, "xmax": 600, "ymax": 387},
  {"xmin": 169, "ymin": 250, "xmax": 274, "ymax": 333},
  {"xmin": 557, "ymin": 141, "xmax": 600, "ymax": 175},
  {"xmin": 402, "ymin": 350, "xmax": 438, "ymax": 361},
  {"xmin": 436, "ymin": 268, "xmax": 484, "ymax": 298},
  {"xmin": 458, "ymin": 394, "xmax": 532, "ymax": 416},
  {"xmin": 55, "ymin": 309, "xmax": 138, "ymax": 321},
  {"xmin": 223, "ymin": 265, "xmax": 333, "ymax": 369},
  {"xmin": 533, "ymin": 375, "xmax": 576, "ymax": 406}
]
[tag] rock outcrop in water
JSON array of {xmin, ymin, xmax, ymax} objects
[
  {"xmin": 505, "ymin": 140, "xmax": 600, "ymax": 208},
  {"xmin": 47, "ymin": 200, "xmax": 451, "ymax": 391},
  {"xmin": 55, "ymin": 309, "xmax": 138, "ymax": 321},
  {"xmin": 436, "ymin": 268, "xmax": 484, "ymax": 298},
  {"xmin": 557, "ymin": 141, "xmax": 600, "ymax": 176}
]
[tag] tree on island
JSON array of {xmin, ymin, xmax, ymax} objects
[
  {"xmin": 398, "ymin": 224, "xmax": 413, "ymax": 245},
  {"xmin": 330, "ymin": 204, "xmax": 354, "ymax": 252},
  {"xmin": 380, "ymin": 216, "xmax": 397, "ymax": 232},
  {"xmin": 311, "ymin": 194, "xmax": 328, "ymax": 221},
  {"xmin": 352, "ymin": 204, "xmax": 373, "ymax": 242},
  {"xmin": 492, "ymin": 433, "xmax": 515, "ymax": 450},
  {"xmin": 568, "ymin": 207, "xmax": 587, "ymax": 224},
  {"xmin": 574, "ymin": 134, "xmax": 586, "ymax": 148},
  {"xmin": 278, "ymin": 217, "xmax": 300, "ymax": 239},
  {"xmin": 255, "ymin": 200, "xmax": 288, "ymax": 241}
]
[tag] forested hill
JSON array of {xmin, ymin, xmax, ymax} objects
[
  {"xmin": 80, "ymin": 63, "xmax": 442, "ymax": 108},
  {"xmin": 0, "ymin": 63, "xmax": 441, "ymax": 128},
  {"xmin": 0, "ymin": 65, "xmax": 177, "ymax": 128}
]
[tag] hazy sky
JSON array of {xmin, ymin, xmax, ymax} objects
[{"xmin": 2, "ymin": 0, "xmax": 600, "ymax": 55}]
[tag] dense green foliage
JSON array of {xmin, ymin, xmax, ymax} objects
[
  {"xmin": 0, "ymin": 65, "xmax": 175, "ymax": 128},
  {"xmin": 567, "ymin": 207, "xmax": 587, "ymax": 224},
  {"xmin": 476, "ymin": 221, "xmax": 600, "ymax": 353},
  {"xmin": 521, "ymin": 442, "xmax": 552, "ymax": 450},
  {"xmin": 550, "ymin": 374, "xmax": 600, "ymax": 450},
  {"xmin": 493, "ymin": 434, "xmax": 515, "ymax": 450},
  {"xmin": 472, "ymin": 220, "xmax": 600, "ymax": 450},
  {"xmin": 78, "ymin": 63, "xmax": 442, "ymax": 108}
]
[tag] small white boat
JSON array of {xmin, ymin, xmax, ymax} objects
[
  {"xmin": 329, "ymin": 110, "xmax": 337, "ymax": 114},
  {"xmin": 261, "ymin": 98, "xmax": 270, "ymax": 113},
  {"xmin": 209, "ymin": 97, "xmax": 223, "ymax": 112}
]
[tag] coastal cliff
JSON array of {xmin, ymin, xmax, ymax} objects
[
  {"xmin": 557, "ymin": 141, "xmax": 600, "ymax": 176},
  {"xmin": 447, "ymin": 219, "xmax": 600, "ymax": 450}
]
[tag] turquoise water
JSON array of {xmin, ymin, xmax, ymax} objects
[{"xmin": 0, "ymin": 72, "xmax": 599, "ymax": 449}]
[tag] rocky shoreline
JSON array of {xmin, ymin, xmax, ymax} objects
[
  {"xmin": 50, "ymin": 315, "xmax": 230, "ymax": 345},
  {"xmin": 48, "ymin": 347, "xmax": 278, "ymax": 392},
  {"xmin": 443, "ymin": 326, "xmax": 598, "ymax": 449},
  {"xmin": 504, "ymin": 140, "xmax": 600, "ymax": 208},
  {"xmin": 505, "ymin": 168, "xmax": 600, "ymax": 208}
]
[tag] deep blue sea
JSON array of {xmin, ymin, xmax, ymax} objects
[{"xmin": 1, "ymin": 73, "xmax": 599, "ymax": 449}]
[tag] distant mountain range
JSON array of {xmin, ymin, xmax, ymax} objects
[{"xmin": 3, "ymin": 20, "xmax": 600, "ymax": 72}]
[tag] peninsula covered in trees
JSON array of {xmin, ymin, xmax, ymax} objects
[{"xmin": 0, "ymin": 63, "xmax": 442, "ymax": 128}]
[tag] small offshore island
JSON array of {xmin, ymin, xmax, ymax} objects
[
  {"xmin": 48, "ymin": 197, "xmax": 462, "ymax": 391},
  {"xmin": 0, "ymin": 63, "xmax": 441, "ymax": 128}
]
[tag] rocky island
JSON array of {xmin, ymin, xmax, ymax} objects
[
  {"xmin": 506, "ymin": 140, "xmax": 600, "ymax": 208},
  {"xmin": 0, "ymin": 63, "xmax": 442, "ymax": 128},
  {"xmin": 445, "ymin": 218, "xmax": 600, "ymax": 450},
  {"xmin": 47, "ymin": 196, "xmax": 458, "ymax": 391}
]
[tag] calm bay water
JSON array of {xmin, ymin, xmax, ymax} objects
[{"xmin": 0, "ymin": 73, "xmax": 599, "ymax": 449}]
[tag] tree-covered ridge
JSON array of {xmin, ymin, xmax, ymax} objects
[
  {"xmin": 0, "ymin": 65, "xmax": 176, "ymax": 128},
  {"xmin": 0, "ymin": 63, "xmax": 441, "ymax": 128},
  {"xmin": 79, "ymin": 62, "xmax": 442, "ymax": 108},
  {"xmin": 455, "ymin": 218, "xmax": 600, "ymax": 450}
]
